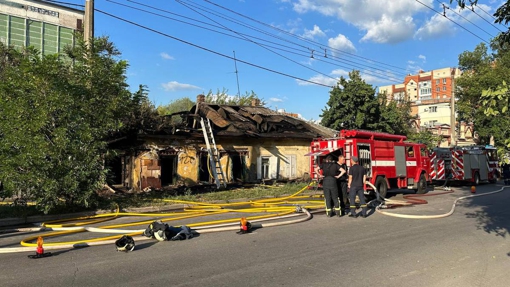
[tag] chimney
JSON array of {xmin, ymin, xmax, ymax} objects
[
  {"xmin": 251, "ymin": 98, "xmax": 260, "ymax": 107},
  {"xmin": 196, "ymin": 94, "xmax": 205, "ymax": 104}
]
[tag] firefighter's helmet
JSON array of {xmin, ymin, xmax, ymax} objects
[{"xmin": 115, "ymin": 235, "xmax": 135, "ymax": 252}]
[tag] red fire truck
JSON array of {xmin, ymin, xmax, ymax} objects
[
  {"xmin": 430, "ymin": 145, "xmax": 499, "ymax": 185},
  {"xmin": 307, "ymin": 130, "xmax": 431, "ymax": 198}
]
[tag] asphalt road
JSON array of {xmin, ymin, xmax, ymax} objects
[{"xmin": 1, "ymin": 183, "xmax": 510, "ymax": 287}]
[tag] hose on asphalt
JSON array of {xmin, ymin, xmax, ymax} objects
[
  {"xmin": 376, "ymin": 185, "xmax": 509, "ymax": 219},
  {"xmin": 1, "ymin": 181, "xmax": 325, "ymax": 253}
]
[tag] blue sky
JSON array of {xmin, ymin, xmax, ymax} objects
[{"xmin": 63, "ymin": 0, "xmax": 506, "ymax": 120}]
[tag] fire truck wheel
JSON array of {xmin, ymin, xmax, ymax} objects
[
  {"xmin": 474, "ymin": 172, "xmax": 480, "ymax": 186},
  {"xmin": 416, "ymin": 174, "xmax": 427, "ymax": 194},
  {"xmin": 375, "ymin": 177, "xmax": 388, "ymax": 199}
]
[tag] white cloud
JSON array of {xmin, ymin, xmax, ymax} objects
[
  {"xmin": 296, "ymin": 74, "xmax": 338, "ymax": 86},
  {"xmin": 298, "ymin": 68, "xmax": 398, "ymax": 87},
  {"xmin": 413, "ymin": 3, "xmax": 494, "ymax": 41},
  {"xmin": 327, "ymin": 34, "xmax": 356, "ymax": 54},
  {"xmin": 269, "ymin": 97, "xmax": 284, "ymax": 102},
  {"xmin": 331, "ymin": 69, "xmax": 349, "ymax": 77},
  {"xmin": 414, "ymin": 12, "xmax": 456, "ymax": 40},
  {"xmin": 302, "ymin": 24, "xmax": 326, "ymax": 39},
  {"xmin": 418, "ymin": 54, "xmax": 426, "ymax": 62},
  {"xmin": 407, "ymin": 60, "xmax": 422, "ymax": 74},
  {"xmin": 160, "ymin": 52, "xmax": 174, "ymax": 60},
  {"xmin": 161, "ymin": 81, "xmax": 201, "ymax": 91},
  {"xmin": 291, "ymin": 0, "xmax": 434, "ymax": 44}
]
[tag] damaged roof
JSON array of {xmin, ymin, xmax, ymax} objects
[{"xmin": 189, "ymin": 103, "xmax": 338, "ymax": 139}]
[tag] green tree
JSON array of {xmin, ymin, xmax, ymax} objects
[
  {"xmin": 157, "ymin": 97, "xmax": 194, "ymax": 116},
  {"xmin": 456, "ymin": 42, "xmax": 510, "ymax": 148},
  {"xmin": 320, "ymin": 70, "xmax": 381, "ymax": 131},
  {"xmin": 407, "ymin": 130, "xmax": 442, "ymax": 149},
  {"xmin": 0, "ymin": 37, "xmax": 135, "ymax": 213},
  {"xmin": 205, "ymin": 88, "xmax": 264, "ymax": 106},
  {"xmin": 377, "ymin": 92, "xmax": 415, "ymax": 136}
]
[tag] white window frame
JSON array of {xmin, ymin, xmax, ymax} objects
[
  {"xmin": 257, "ymin": 156, "xmax": 278, "ymax": 180},
  {"xmin": 280, "ymin": 155, "xmax": 297, "ymax": 179}
]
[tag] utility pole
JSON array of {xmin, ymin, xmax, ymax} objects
[
  {"xmin": 233, "ymin": 51, "xmax": 241, "ymax": 97},
  {"xmin": 450, "ymin": 75, "xmax": 456, "ymax": 146},
  {"xmin": 84, "ymin": 0, "xmax": 94, "ymax": 47}
]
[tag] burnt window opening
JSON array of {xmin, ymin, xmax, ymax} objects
[
  {"xmin": 106, "ymin": 156, "xmax": 123, "ymax": 185},
  {"xmin": 199, "ymin": 153, "xmax": 212, "ymax": 183},
  {"xmin": 160, "ymin": 155, "xmax": 177, "ymax": 186},
  {"xmin": 230, "ymin": 154, "xmax": 247, "ymax": 182}
]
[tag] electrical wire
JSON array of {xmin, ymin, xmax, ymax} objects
[
  {"xmin": 475, "ymin": 3, "xmax": 508, "ymax": 28},
  {"xmin": 436, "ymin": 0, "xmax": 496, "ymax": 38},
  {"xmin": 466, "ymin": 3, "xmax": 505, "ymax": 33},
  {"xmin": 94, "ymin": 8, "xmax": 334, "ymax": 88},
  {"xmin": 192, "ymin": 0, "xmax": 410, "ymax": 73},
  {"xmin": 120, "ymin": 0, "xmax": 405, "ymax": 81},
  {"xmin": 176, "ymin": 0, "xmax": 404, "ymax": 81},
  {"xmin": 40, "ymin": 0, "xmax": 84, "ymax": 8},
  {"xmin": 175, "ymin": 0, "xmax": 337, "ymax": 82},
  {"xmin": 175, "ymin": 0, "xmax": 409, "ymax": 77},
  {"xmin": 415, "ymin": 0, "xmax": 491, "ymax": 44}
]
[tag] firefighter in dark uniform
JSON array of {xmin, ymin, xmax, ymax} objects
[
  {"xmin": 315, "ymin": 155, "xmax": 342, "ymax": 217},
  {"xmin": 336, "ymin": 155, "xmax": 349, "ymax": 216},
  {"xmin": 348, "ymin": 156, "xmax": 368, "ymax": 218}
]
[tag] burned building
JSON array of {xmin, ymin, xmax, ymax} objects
[{"xmin": 109, "ymin": 95, "xmax": 337, "ymax": 192}]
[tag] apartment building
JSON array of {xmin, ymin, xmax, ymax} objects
[
  {"xmin": 0, "ymin": 0, "xmax": 83, "ymax": 54},
  {"xmin": 379, "ymin": 67, "xmax": 477, "ymax": 146}
]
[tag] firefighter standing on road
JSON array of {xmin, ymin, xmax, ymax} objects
[
  {"xmin": 336, "ymin": 155, "xmax": 349, "ymax": 216},
  {"xmin": 348, "ymin": 156, "xmax": 368, "ymax": 218},
  {"xmin": 315, "ymin": 155, "xmax": 342, "ymax": 217}
]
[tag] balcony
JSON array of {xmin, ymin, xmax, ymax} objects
[{"xmin": 412, "ymin": 97, "xmax": 452, "ymax": 105}]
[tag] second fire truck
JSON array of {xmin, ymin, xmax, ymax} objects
[
  {"xmin": 307, "ymin": 129, "xmax": 431, "ymax": 198},
  {"xmin": 430, "ymin": 145, "xmax": 499, "ymax": 185}
]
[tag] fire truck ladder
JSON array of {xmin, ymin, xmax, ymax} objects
[{"xmin": 200, "ymin": 117, "xmax": 227, "ymax": 189}]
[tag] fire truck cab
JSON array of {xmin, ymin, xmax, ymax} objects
[
  {"xmin": 307, "ymin": 130, "xmax": 431, "ymax": 198},
  {"xmin": 430, "ymin": 145, "xmax": 499, "ymax": 185}
]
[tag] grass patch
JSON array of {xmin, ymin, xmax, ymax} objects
[{"xmin": 0, "ymin": 182, "xmax": 317, "ymax": 219}]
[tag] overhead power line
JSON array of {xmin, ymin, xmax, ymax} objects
[
  {"xmin": 115, "ymin": 0, "xmax": 403, "ymax": 81},
  {"xmin": 170, "ymin": 0, "xmax": 409, "ymax": 73},
  {"xmin": 94, "ymin": 8, "xmax": 335, "ymax": 88},
  {"xmin": 476, "ymin": 4, "xmax": 508, "ymax": 28},
  {"xmin": 415, "ymin": 0, "xmax": 490, "ymax": 44},
  {"xmin": 436, "ymin": 0, "xmax": 496, "ymax": 38},
  {"xmin": 175, "ymin": 0, "xmax": 338, "ymax": 82},
  {"xmin": 466, "ymin": 3, "xmax": 505, "ymax": 33}
]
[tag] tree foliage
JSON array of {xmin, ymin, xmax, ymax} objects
[
  {"xmin": 407, "ymin": 130, "xmax": 442, "ymax": 149},
  {"xmin": 456, "ymin": 42, "xmax": 510, "ymax": 148},
  {"xmin": 0, "ymin": 37, "xmax": 139, "ymax": 213},
  {"xmin": 377, "ymin": 93, "xmax": 415, "ymax": 136},
  {"xmin": 320, "ymin": 70, "xmax": 413, "ymax": 136},
  {"xmin": 320, "ymin": 71, "xmax": 381, "ymax": 130},
  {"xmin": 205, "ymin": 88, "xmax": 264, "ymax": 106},
  {"xmin": 157, "ymin": 97, "xmax": 194, "ymax": 116}
]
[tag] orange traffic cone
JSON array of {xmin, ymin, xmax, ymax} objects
[
  {"xmin": 28, "ymin": 236, "xmax": 52, "ymax": 259},
  {"xmin": 237, "ymin": 217, "xmax": 252, "ymax": 234},
  {"xmin": 471, "ymin": 186, "xmax": 476, "ymax": 193}
]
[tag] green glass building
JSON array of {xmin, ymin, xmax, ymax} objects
[{"xmin": 0, "ymin": 0, "xmax": 84, "ymax": 55}]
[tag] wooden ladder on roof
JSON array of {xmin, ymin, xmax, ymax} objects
[{"xmin": 200, "ymin": 117, "xmax": 227, "ymax": 189}]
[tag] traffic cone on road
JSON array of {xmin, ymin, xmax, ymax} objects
[
  {"xmin": 28, "ymin": 236, "xmax": 52, "ymax": 259},
  {"xmin": 471, "ymin": 186, "xmax": 476, "ymax": 194},
  {"xmin": 237, "ymin": 217, "xmax": 252, "ymax": 234}
]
